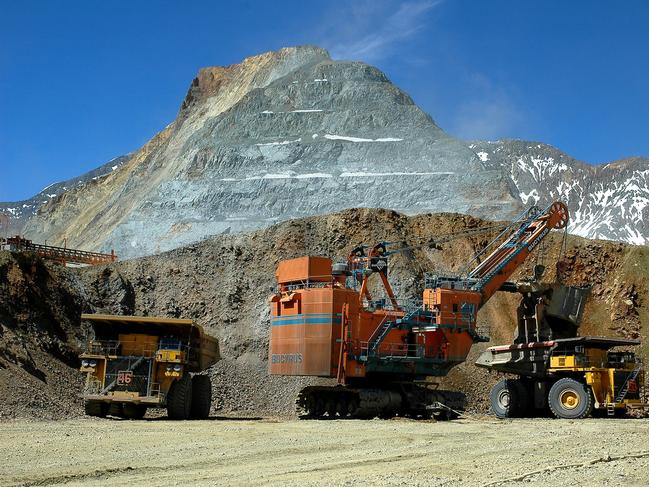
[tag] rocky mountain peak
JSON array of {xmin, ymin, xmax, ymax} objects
[
  {"xmin": 19, "ymin": 45, "xmax": 518, "ymax": 258},
  {"xmin": 603, "ymin": 157, "xmax": 649, "ymax": 172},
  {"xmin": 179, "ymin": 45, "xmax": 331, "ymax": 115},
  {"xmin": 470, "ymin": 140, "xmax": 649, "ymax": 245}
]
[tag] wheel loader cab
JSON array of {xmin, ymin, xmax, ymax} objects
[{"xmin": 79, "ymin": 314, "xmax": 219, "ymax": 420}]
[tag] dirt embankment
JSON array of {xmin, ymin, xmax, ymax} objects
[
  {"xmin": 1, "ymin": 208, "xmax": 648, "ymax": 419},
  {"xmin": 0, "ymin": 252, "xmax": 86, "ymax": 419}
]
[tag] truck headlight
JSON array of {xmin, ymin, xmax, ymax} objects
[
  {"xmin": 82, "ymin": 360, "xmax": 89, "ymax": 367},
  {"xmin": 173, "ymin": 365, "xmax": 182, "ymax": 372},
  {"xmin": 89, "ymin": 360, "xmax": 97, "ymax": 367},
  {"xmin": 166, "ymin": 365, "xmax": 173, "ymax": 371}
]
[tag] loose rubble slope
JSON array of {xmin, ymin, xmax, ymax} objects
[
  {"xmin": 1, "ymin": 209, "xmax": 647, "ymax": 419},
  {"xmin": 0, "ymin": 252, "xmax": 87, "ymax": 419}
]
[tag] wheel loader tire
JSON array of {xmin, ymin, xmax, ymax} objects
[
  {"xmin": 167, "ymin": 375, "xmax": 193, "ymax": 420},
  {"xmin": 84, "ymin": 400, "xmax": 108, "ymax": 418},
  {"xmin": 122, "ymin": 403, "xmax": 147, "ymax": 420},
  {"xmin": 190, "ymin": 375, "xmax": 212, "ymax": 420},
  {"xmin": 548, "ymin": 378, "xmax": 594, "ymax": 419},
  {"xmin": 490, "ymin": 379, "xmax": 527, "ymax": 418}
]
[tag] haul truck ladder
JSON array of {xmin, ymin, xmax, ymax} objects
[{"xmin": 608, "ymin": 360, "xmax": 644, "ymax": 415}]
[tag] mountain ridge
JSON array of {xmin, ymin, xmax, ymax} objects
[
  {"xmin": 2, "ymin": 45, "xmax": 647, "ymax": 253},
  {"xmin": 469, "ymin": 139, "xmax": 649, "ymax": 244},
  {"xmin": 0, "ymin": 155, "xmax": 129, "ymax": 237}
]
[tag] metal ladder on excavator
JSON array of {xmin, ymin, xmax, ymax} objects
[
  {"xmin": 366, "ymin": 303, "xmax": 428, "ymax": 357},
  {"xmin": 367, "ymin": 315, "xmax": 394, "ymax": 357}
]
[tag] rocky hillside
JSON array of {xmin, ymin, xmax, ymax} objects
[
  {"xmin": 0, "ymin": 156, "xmax": 129, "ymax": 237},
  {"xmin": 470, "ymin": 140, "xmax": 649, "ymax": 245},
  {"xmin": 20, "ymin": 46, "xmax": 519, "ymax": 259},
  {"xmin": 0, "ymin": 252, "xmax": 86, "ymax": 419},
  {"xmin": 2, "ymin": 209, "xmax": 647, "ymax": 419}
]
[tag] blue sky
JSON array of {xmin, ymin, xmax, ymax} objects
[{"xmin": 1, "ymin": 0, "xmax": 648, "ymax": 201}]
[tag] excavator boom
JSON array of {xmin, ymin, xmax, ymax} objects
[{"xmin": 467, "ymin": 201, "xmax": 568, "ymax": 304}]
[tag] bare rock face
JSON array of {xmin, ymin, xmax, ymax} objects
[
  {"xmin": 86, "ymin": 267, "xmax": 135, "ymax": 315},
  {"xmin": 470, "ymin": 140, "xmax": 649, "ymax": 245},
  {"xmin": 0, "ymin": 156, "xmax": 129, "ymax": 237},
  {"xmin": 22, "ymin": 46, "xmax": 519, "ymax": 259},
  {"xmin": 7, "ymin": 46, "xmax": 647, "ymax": 256}
]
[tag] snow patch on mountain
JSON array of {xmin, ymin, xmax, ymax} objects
[
  {"xmin": 323, "ymin": 134, "xmax": 404, "ymax": 143},
  {"xmin": 470, "ymin": 140, "xmax": 649, "ymax": 245}
]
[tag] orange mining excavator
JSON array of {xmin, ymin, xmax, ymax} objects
[{"xmin": 269, "ymin": 202, "xmax": 569, "ymax": 418}]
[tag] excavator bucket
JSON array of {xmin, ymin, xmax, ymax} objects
[{"xmin": 545, "ymin": 286, "xmax": 589, "ymax": 333}]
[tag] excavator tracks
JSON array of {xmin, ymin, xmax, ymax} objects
[{"xmin": 296, "ymin": 385, "xmax": 465, "ymax": 420}]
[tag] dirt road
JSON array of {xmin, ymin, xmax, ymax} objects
[{"xmin": 2, "ymin": 417, "xmax": 649, "ymax": 486}]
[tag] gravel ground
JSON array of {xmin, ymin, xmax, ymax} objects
[{"xmin": 2, "ymin": 417, "xmax": 649, "ymax": 486}]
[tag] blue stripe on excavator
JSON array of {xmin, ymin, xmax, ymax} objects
[{"xmin": 271, "ymin": 314, "xmax": 342, "ymax": 326}]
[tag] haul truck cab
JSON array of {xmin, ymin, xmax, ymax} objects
[{"xmin": 79, "ymin": 314, "xmax": 219, "ymax": 420}]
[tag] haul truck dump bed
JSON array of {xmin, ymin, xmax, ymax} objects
[{"xmin": 80, "ymin": 314, "xmax": 219, "ymax": 419}]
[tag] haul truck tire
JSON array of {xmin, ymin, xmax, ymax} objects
[
  {"xmin": 109, "ymin": 403, "xmax": 126, "ymax": 418},
  {"xmin": 548, "ymin": 378, "xmax": 594, "ymax": 419},
  {"xmin": 167, "ymin": 375, "xmax": 193, "ymax": 420},
  {"xmin": 84, "ymin": 400, "xmax": 108, "ymax": 418},
  {"xmin": 490, "ymin": 379, "xmax": 527, "ymax": 418},
  {"xmin": 512, "ymin": 379, "xmax": 531, "ymax": 416},
  {"xmin": 122, "ymin": 403, "xmax": 147, "ymax": 420},
  {"xmin": 190, "ymin": 375, "xmax": 212, "ymax": 419}
]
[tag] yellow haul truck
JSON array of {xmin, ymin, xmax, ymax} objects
[
  {"xmin": 475, "ymin": 284, "xmax": 646, "ymax": 419},
  {"xmin": 79, "ymin": 314, "xmax": 219, "ymax": 420},
  {"xmin": 477, "ymin": 337, "xmax": 645, "ymax": 419}
]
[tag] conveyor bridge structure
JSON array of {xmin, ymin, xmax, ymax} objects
[{"xmin": 1, "ymin": 235, "xmax": 117, "ymax": 266}]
